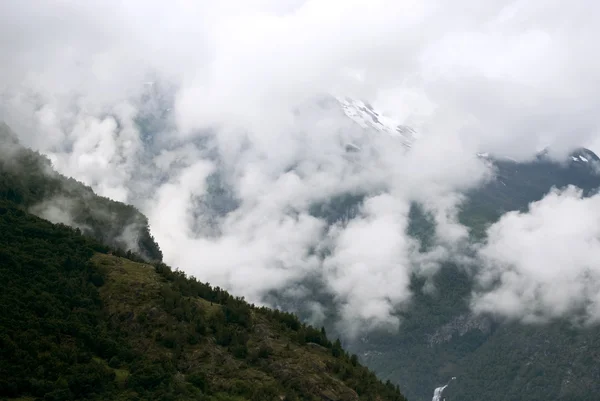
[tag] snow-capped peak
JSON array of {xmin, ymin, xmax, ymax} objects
[{"xmin": 336, "ymin": 96, "xmax": 418, "ymax": 148}]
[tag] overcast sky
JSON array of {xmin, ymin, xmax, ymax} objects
[{"xmin": 1, "ymin": 0, "xmax": 600, "ymax": 334}]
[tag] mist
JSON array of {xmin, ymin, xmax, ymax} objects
[
  {"xmin": 1, "ymin": 0, "xmax": 599, "ymax": 334},
  {"xmin": 472, "ymin": 186, "xmax": 600, "ymax": 325}
]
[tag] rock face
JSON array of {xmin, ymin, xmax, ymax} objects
[{"xmin": 425, "ymin": 314, "xmax": 493, "ymax": 347}]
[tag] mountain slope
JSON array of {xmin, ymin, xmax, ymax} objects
[
  {"xmin": 349, "ymin": 149, "xmax": 600, "ymax": 401},
  {"xmin": 0, "ymin": 122, "xmax": 162, "ymax": 261},
  {"xmin": 353, "ymin": 263, "xmax": 600, "ymax": 401},
  {"xmin": 461, "ymin": 148, "xmax": 600, "ymax": 239},
  {"xmin": 291, "ymin": 145, "xmax": 600, "ymax": 400},
  {"xmin": 0, "ymin": 199, "xmax": 407, "ymax": 400}
]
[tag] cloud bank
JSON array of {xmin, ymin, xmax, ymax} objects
[
  {"xmin": 473, "ymin": 186, "xmax": 600, "ymax": 325},
  {"xmin": 1, "ymin": 0, "xmax": 599, "ymax": 334}
]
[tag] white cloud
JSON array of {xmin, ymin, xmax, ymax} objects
[
  {"xmin": 472, "ymin": 186, "xmax": 600, "ymax": 324},
  {"xmin": 1, "ymin": 0, "xmax": 600, "ymax": 333},
  {"xmin": 322, "ymin": 194, "xmax": 416, "ymax": 334}
]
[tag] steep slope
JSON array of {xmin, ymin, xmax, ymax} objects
[
  {"xmin": 0, "ymin": 199, "xmax": 407, "ymax": 401},
  {"xmin": 291, "ymin": 146, "xmax": 600, "ymax": 400},
  {"xmin": 353, "ymin": 263, "xmax": 600, "ymax": 401},
  {"xmin": 348, "ymin": 149, "xmax": 600, "ymax": 401},
  {"xmin": 0, "ymin": 122, "xmax": 162, "ymax": 261},
  {"xmin": 461, "ymin": 148, "xmax": 600, "ymax": 238}
]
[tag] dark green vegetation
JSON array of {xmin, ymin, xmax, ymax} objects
[
  {"xmin": 460, "ymin": 149, "xmax": 600, "ymax": 240},
  {"xmin": 349, "ymin": 150, "xmax": 600, "ymax": 401},
  {"xmin": 0, "ymin": 140, "xmax": 406, "ymax": 400},
  {"xmin": 355, "ymin": 264, "xmax": 600, "ymax": 401},
  {"xmin": 0, "ymin": 122, "xmax": 162, "ymax": 261}
]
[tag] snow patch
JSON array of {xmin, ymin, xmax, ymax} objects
[{"xmin": 336, "ymin": 96, "xmax": 417, "ymax": 148}]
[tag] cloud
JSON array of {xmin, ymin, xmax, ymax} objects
[
  {"xmin": 1, "ymin": 0, "xmax": 600, "ymax": 333},
  {"xmin": 472, "ymin": 186, "xmax": 600, "ymax": 324},
  {"xmin": 322, "ymin": 194, "xmax": 416, "ymax": 334},
  {"xmin": 29, "ymin": 195, "xmax": 90, "ymax": 231}
]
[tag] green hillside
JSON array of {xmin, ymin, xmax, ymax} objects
[
  {"xmin": 0, "ymin": 122, "xmax": 162, "ymax": 261},
  {"xmin": 0, "ymin": 200, "xmax": 406, "ymax": 401},
  {"xmin": 0, "ymin": 123, "xmax": 407, "ymax": 400}
]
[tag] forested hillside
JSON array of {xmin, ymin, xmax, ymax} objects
[
  {"xmin": 0, "ymin": 199, "xmax": 406, "ymax": 401},
  {"xmin": 0, "ymin": 122, "xmax": 162, "ymax": 261}
]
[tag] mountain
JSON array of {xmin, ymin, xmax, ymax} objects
[
  {"xmin": 272, "ymin": 121, "xmax": 600, "ymax": 401},
  {"xmin": 347, "ymin": 148, "xmax": 600, "ymax": 401},
  {"xmin": 157, "ymin": 90, "xmax": 600, "ymax": 401},
  {"xmin": 0, "ymin": 126, "xmax": 407, "ymax": 401},
  {"xmin": 461, "ymin": 147, "xmax": 600, "ymax": 238},
  {"xmin": 240, "ymin": 91, "xmax": 600, "ymax": 400},
  {"xmin": 133, "ymin": 88, "xmax": 600, "ymax": 401},
  {"xmin": 5, "ymin": 93, "xmax": 600, "ymax": 401}
]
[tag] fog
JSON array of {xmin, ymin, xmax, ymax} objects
[{"xmin": 1, "ymin": 0, "xmax": 599, "ymax": 333}]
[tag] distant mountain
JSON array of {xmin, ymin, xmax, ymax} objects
[
  {"xmin": 461, "ymin": 147, "xmax": 600, "ymax": 238},
  {"xmin": 274, "ymin": 134, "xmax": 600, "ymax": 400},
  {"xmin": 134, "ymin": 87, "xmax": 600, "ymax": 400},
  {"xmin": 348, "ymin": 147, "xmax": 600, "ymax": 401}
]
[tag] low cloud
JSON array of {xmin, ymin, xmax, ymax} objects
[
  {"xmin": 322, "ymin": 194, "xmax": 416, "ymax": 334},
  {"xmin": 30, "ymin": 195, "xmax": 90, "ymax": 231},
  {"xmin": 472, "ymin": 186, "xmax": 600, "ymax": 324}
]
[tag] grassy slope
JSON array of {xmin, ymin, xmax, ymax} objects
[{"xmin": 93, "ymin": 253, "xmax": 403, "ymax": 401}]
